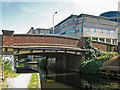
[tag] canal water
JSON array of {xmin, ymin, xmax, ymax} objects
[
  {"xmin": 40, "ymin": 68, "xmax": 120, "ymax": 90},
  {"xmin": 17, "ymin": 63, "xmax": 120, "ymax": 89}
]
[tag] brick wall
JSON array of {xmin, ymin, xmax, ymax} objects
[
  {"xmin": 2, "ymin": 30, "xmax": 14, "ymax": 46},
  {"xmin": 13, "ymin": 34, "xmax": 80, "ymax": 47},
  {"xmin": 2, "ymin": 30, "xmax": 116, "ymax": 52},
  {"xmin": 92, "ymin": 41, "xmax": 116, "ymax": 52}
]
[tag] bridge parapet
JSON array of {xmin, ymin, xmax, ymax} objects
[
  {"xmin": 2, "ymin": 30, "xmax": 85, "ymax": 48},
  {"xmin": 13, "ymin": 34, "xmax": 81, "ymax": 47}
]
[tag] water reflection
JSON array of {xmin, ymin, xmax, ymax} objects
[{"xmin": 40, "ymin": 68, "xmax": 120, "ymax": 89}]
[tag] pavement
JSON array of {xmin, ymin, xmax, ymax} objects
[{"xmin": 6, "ymin": 73, "xmax": 32, "ymax": 88}]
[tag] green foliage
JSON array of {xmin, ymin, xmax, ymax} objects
[
  {"xmin": 0, "ymin": 59, "xmax": 12, "ymax": 72},
  {"xmin": 82, "ymin": 37, "xmax": 102, "ymax": 61},
  {"xmin": 0, "ymin": 59, "xmax": 20, "ymax": 80},
  {"xmin": 80, "ymin": 37, "xmax": 118, "ymax": 74},
  {"xmin": 80, "ymin": 59, "xmax": 102, "ymax": 74},
  {"xmin": 110, "ymin": 46, "xmax": 112, "ymax": 52},
  {"xmin": 107, "ymin": 45, "xmax": 110, "ymax": 52},
  {"xmin": 28, "ymin": 73, "xmax": 39, "ymax": 88},
  {"xmin": 97, "ymin": 52, "xmax": 118, "ymax": 61},
  {"xmin": 40, "ymin": 57, "xmax": 46, "ymax": 68}
]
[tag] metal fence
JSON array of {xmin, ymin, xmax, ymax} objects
[{"xmin": 0, "ymin": 62, "xmax": 4, "ymax": 80}]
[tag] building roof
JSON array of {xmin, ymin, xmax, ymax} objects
[
  {"xmin": 35, "ymin": 28, "xmax": 51, "ymax": 30},
  {"xmin": 55, "ymin": 14, "xmax": 78, "ymax": 28},
  {"xmin": 100, "ymin": 11, "xmax": 120, "ymax": 17},
  {"xmin": 54, "ymin": 13, "xmax": 112, "ymax": 28},
  {"xmin": 78, "ymin": 13, "xmax": 109, "ymax": 20}
]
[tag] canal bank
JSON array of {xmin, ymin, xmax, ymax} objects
[{"xmin": 100, "ymin": 55, "xmax": 120, "ymax": 77}]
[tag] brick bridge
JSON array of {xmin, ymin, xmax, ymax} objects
[
  {"xmin": 1, "ymin": 30, "xmax": 117, "ymax": 71},
  {"xmin": 1, "ymin": 30, "xmax": 88, "ymax": 71}
]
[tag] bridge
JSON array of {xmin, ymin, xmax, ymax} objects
[{"xmin": 1, "ymin": 30, "xmax": 88, "ymax": 71}]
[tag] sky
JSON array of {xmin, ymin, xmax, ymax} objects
[{"xmin": 0, "ymin": 0, "xmax": 120, "ymax": 34}]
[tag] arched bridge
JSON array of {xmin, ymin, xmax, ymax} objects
[{"xmin": 2, "ymin": 30, "xmax": 87, "ymax": 55}]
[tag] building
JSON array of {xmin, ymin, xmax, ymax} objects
[
  {"xmin": 54, "ymin": 14, "xmax": 118, "ymax": 45},
  {"xmin": 27, "ymin": 27, "xmax": 52, "ymax": 35},
  {"xmin": 100, "ymin": 11, "xmax": 120, "ymax": 22},
  {"xmin": 100, "ymin": 11, "xmax": 120, "ymax": 53},
  {"xmin": 26, "ymin": 13, "xmax": 118, "ymax": 52}
]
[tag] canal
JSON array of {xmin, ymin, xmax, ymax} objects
[{"xmin": 17, "ymin": 63, "xmax": 120, "ymax": 89}]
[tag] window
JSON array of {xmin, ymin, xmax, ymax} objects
[
  {"xmin": 39, "ymin": 33, "xmax": 45, "ymax": 35},
  {"xmin": 93, "ymin": 38, "xmax": 97, "ymax": 41},
  {"xmin": 106, "ymin": 41, "xmax": 110, "ymax": 43},
  {"xmin": 94, "ymin": 29, "xmax": 96, "ymax": 32},
  {"xmin": 66, "ymin": 31, "xmax": 71, "ymax": 34},
  {"xmin": 61, "ymin": 32, "xmax": 66, "ymax": 35},
  {"xmin": 37, "ymin": 30, "xmax": 40, "ymax": 34},
  {"xmin": 70, "ymin": 30, "xmax": 75, "ymax": 33},
  {"xmin": 100, "ymin": 29, "xmax": 103, "ymax": 33},
  {"xmin": 76, "ymin": 29, "xmax": 82, "ymax": 33},
  {"xmin": 100, "ymin": 39, "xmax": 104, "ymax": 42},
  {"xmin": 55, "ymin": 33, "xmax": 60, "ymax": 35},
  {"xmin": 86, "ymin": 28, "xmax": 89, "ymax": 31},
  {"xmin": 113, "ymin": 42, "xmax": 117, "ymax": 44},
  {"xmin": 79, "ymin": 29, "xmax": 83, "ymax": 32},
  {"xmin": 107, "ymin": 30, "xmax": 110, "ymax": 34},
  {"xmin": 113, "ymin": 31, "xmax": 115, "ymax": 34},
  {"xmin": 66, "ymin": 30, "xmax": 75, "ymax": 34}
]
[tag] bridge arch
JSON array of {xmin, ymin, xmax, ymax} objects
[{"xmin": 2, "ymin": 30, "xmax": 86, "ymax": 71}]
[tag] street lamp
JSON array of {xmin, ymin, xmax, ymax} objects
[{"xmin": 53, "ymin": 12, "xmax": 57, "ymax": 34}]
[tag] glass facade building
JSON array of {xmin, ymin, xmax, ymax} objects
[
  {"xmin": 54, "ymin": 14, "xmax": 118, "ymax": 45},
  {"xmin": 100, "ymin": 11, "xmax": 120, "ymax": 22}
]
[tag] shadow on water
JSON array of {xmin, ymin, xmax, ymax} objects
[
  {"xmin": 40, "ymin": 68, "xmax": 120, "ymax": 90},
  {"xmin": 16, "ymin": 67, "xmax": 38, "ymax": 73},
  {"xmin": 16, "ymin": 62, "xmax": 38, "ymax": 73}
]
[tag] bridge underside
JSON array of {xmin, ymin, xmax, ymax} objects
[
  {"xmin": 46, "ymin": 53, "xmax": 83, "ymax": 72},
  {"xmin": 15, "ymin": 53, "xmax": 83, "ymax": 72},
  {"xmin": 2, "ymin": 45, "xmax": 87, "ymax": 72}
]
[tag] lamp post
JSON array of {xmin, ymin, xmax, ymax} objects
[{"xmin": 53, "ymin": 12, "xmax": 57, "ymax": 34}]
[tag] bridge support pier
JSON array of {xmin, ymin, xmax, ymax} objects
[{"xmin": 64, "ymin": 55, "xmax": 83, "ymax": 71}]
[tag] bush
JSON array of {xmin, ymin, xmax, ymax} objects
[
  {"xmin": 79, "ymin": 37, "xmax": 118, "ymax": 74},
  {"xmin": 0, "ymin": 59, "xmax": 12, "ymax": 72}
]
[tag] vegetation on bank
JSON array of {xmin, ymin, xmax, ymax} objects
[
  {"xmin": 0, "ymin": 59, "xmax": 20, "ymax": 89},
  {"xmin": 28, "ymin": 73, "xmax": 39, "ymax": 88},
  {"xmin": 79, "ymin": 37, "xmax": 118, "ymax": 74}
]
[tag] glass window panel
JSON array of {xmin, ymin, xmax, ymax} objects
[{"xmin": 100, "ymin": 29, "xmax": 103, "ymax": 33}]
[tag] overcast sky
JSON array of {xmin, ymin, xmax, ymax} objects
[{"xmin": 0, "ymin": 0, "xmax": 119, "ymax": 34}]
